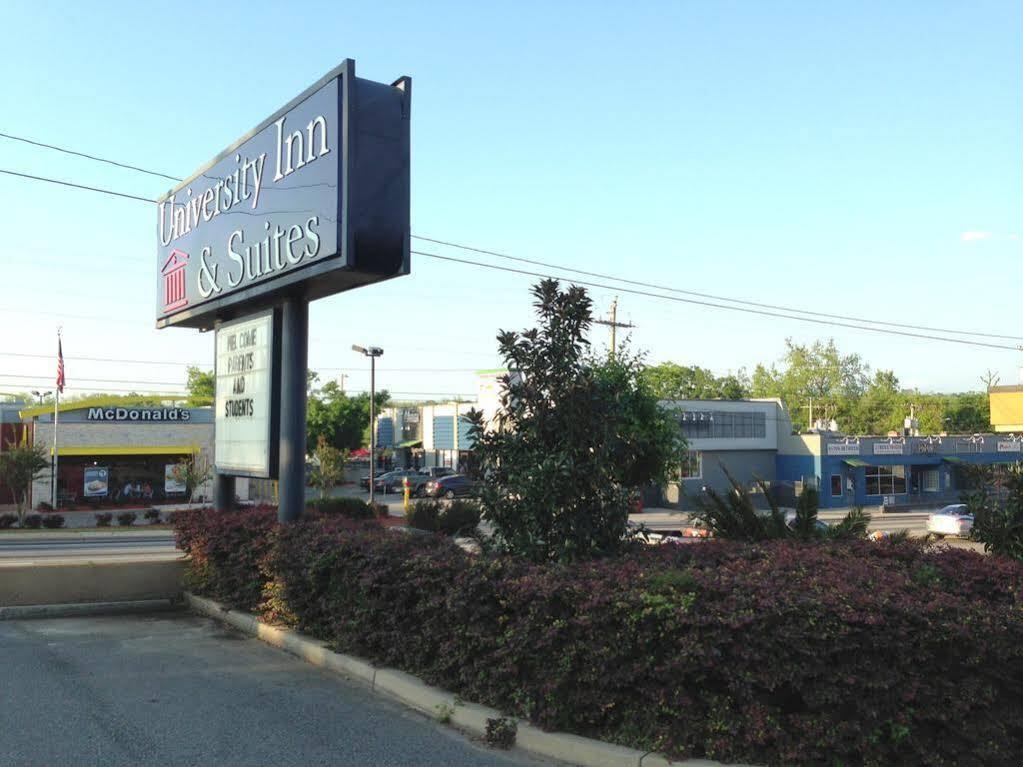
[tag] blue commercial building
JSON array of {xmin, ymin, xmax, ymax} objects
[
  {"xmin": 779, "ymin": 431, "xmax": 1021, "ymax": 509},
  {"xmin": 662, "ymin": 398, "xmax": 1020, "ymax": 511}
]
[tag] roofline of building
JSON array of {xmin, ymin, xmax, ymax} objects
[{"xmin": 19, "ymin": 396, "xmax": 208, "ymax": 420}]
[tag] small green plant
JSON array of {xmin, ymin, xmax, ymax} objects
[
  {"xmin": 95, "ymin": 512, "xmax": 113, "ymax": 527},
  {"xmin": 0, "ymin": 513, "xmax": 17, "ymax": 529},
  {"xmin": 23, "ymin": 514, "xmax": 43, "ymax": 529},
  {"xmin": 117, "ymin": 511, "xmax": 137, "ymax": 527},
  {"xmin": 144, "ymin": 509, "xmax": 162, "ymax": 525},
  {"xmin": 41, "ymin": 514, "xmax": 65, "ymax": 529},
  {"xmin": 435, "ymin": 702, "xmax": 455, "ymax": 724},
  {"xmin": 484, "ymin": 717, "xmax": 516, "ymax": 749}
]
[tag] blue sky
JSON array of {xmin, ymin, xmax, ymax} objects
[{"xmin": 1, "ymin": 1, "xmax": 1020, "ymax": 402}]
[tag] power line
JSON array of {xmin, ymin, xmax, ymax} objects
[
  {"xmin": 412, "ymin": 250, "xmax": 1023, "ymax": 353},
  {"xmin": 0, "ymin": 131, "xmax": 181, "ymax": 182},
  {"xmin": 0, "ymin": 168, "xmax": 158, "ymax": 204},
  {"xmin": 3, "ymin": 131, "xmax": 1021, "ymax": 349},
  {"xmin": 413, "ymin": 235, "xmax": 1023, "ymax": 342}
]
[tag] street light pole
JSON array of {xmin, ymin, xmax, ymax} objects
[
  {"xmin": 353, "ymin": 345, "xmax": 384, "ymax": 506},
  {"xmin": 370, "ymin": 356, "xmax": 376, "ymax": 506}
]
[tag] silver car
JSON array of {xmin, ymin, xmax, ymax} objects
[{"xmin": 926, "ymin": 504, "xmax": 974, "ymax": 538}]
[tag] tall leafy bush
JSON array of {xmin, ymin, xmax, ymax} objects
[{"xmin": 465, "ymin": 279, "xmax": 681, "ymax": 562}]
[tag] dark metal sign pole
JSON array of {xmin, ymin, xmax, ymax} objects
[
  {"xmin": 214, "ymin": 472, "xmax": 234, "ymax": 511},
  {"xmin": 278, "ymin": 296, "xmax": 309, "ymax": 522}
]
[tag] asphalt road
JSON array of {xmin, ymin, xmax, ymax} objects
[
  {"xmin": 0, "ymin": 532, "xmax": 179, "ymax": 561},
  {"xmin": 1, "ymin": 612, "xmax": 554, "ymax": 767}
]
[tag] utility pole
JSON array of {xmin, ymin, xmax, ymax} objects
[
  {"xmin": 592, "ymin": 297, "xmax": 635, "ymax": 358},
  {"xmin": 803, "ymin": 398, "xmax": 814, "ymax": 431}
]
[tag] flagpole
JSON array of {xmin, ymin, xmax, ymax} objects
[
  {"xmin": 52, "ymin": 328, "xmax": 62, "ymax": 509},
  {"xmin": 52, "ymin": 386, "xmax": 59, "ymax": 508}
]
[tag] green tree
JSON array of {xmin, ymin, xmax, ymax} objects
[
  {"xmin": 639, "ymin": 362, "xmax": 751, "ymax": 400},
  {"xmin": 751, "ymin": 338, "xmax": 870, "ymax": 429},
  {"xmin": 310, "ymin": 435, "xmax": 347, "ymax": 499},
  {"xmin": 171, "ymin": 451, "xmax": 212, "ymax": 503},
  {"xmin": 847, "ymin": 370, "xmax": 906, "ymax": 434},
  {"xmin": 466, "ymin": 279, "xmax": 683, "ymax": 562},
  {"xmin": 185, "ymin": 367, "xmax": 215, "ymax": 406},
  {"xmin": 0, "ymin": 440, "xmax": 49, "ymax": 524},
  {"xmin": 306, "ymin": 378, "xmax": 390, "ymax": 452},
  {"xmin": 593, "ymin": 353, "xmax": 685, "ymax": 488},
  {"xmin": 943, "ymin": 392, "xmax": 990, "ymax": 433}
]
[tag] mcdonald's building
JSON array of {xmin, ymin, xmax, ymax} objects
[{"xmin": 16, "ymin": 398, "xmax": 228, "ymax": 509}]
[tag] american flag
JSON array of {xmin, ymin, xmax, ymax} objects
[{"xmin": 56, "ymin": 335, "xmax": 65, "ymax": 394}]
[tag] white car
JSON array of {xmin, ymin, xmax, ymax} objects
[{"xmin": 926, "ymin": 504, "xmax": 974, "ymax": 538}]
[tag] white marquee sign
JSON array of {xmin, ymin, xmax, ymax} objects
[{"xmin": 214, "ymin": 311, "xmax": 276, "ymax": 477}]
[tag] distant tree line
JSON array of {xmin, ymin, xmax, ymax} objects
[{"xmin": 640, "ymin": 337, "xmax": 991, "ymax": 435}]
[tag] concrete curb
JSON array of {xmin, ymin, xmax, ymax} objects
[
  {"xmin": 0, "ymin": 598, "xmax": 180, "ymax": 620},
  {"xmin": 184, "ymin": 593, "xmax": 754, "ymax": 767}
]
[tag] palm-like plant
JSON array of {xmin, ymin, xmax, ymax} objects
[{"xmin": 691, "ymin": 464, "xmax": 870, "ymax": 543}]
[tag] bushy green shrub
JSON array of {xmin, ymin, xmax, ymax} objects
[
  {"xmin": 144, "ymin": 509, "xmax": 162, "ymax": 524},
  {"xmin": 438, "ymin": 500, "xmax": 481, "ymax": 537},
  {"xmin": 0, "ymin": 513, "xmax": 16, "ymax": 529},
  {"xmin": 23, "ymin": 514, "xmax": 42, "ymax": 529},
  {"xmin": 406, "ymin": 499, "xmax": 441, "ymax": 531},
  {"xmin": 41, "ymin": 514, "xmax": 65, "ymax": 529},
  {"xmin": 306, "ymin": 496, "xmax": 374, "ymax": 520},
  {"xmin": 116, "ymin": 511, "xmax": 137, "ymax": 527},
  {"xmin": 94, "ymin": 512, "xmax": 113, "ymax": 527},
  {"xmin": 175, "ymin": 510, "xmax": 1023, "ymax": 766},
  {"xmin": 406, "ymin": 499, "xmax": 481, "ymax": 536},
  {"xmin": 970, "ymin": 469, "xmax": 1023, "ymax": 559}
]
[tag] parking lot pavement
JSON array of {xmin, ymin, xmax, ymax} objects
[{"xmin": 1, "ymin": 613, "xmax": 554, "ymax": 767}]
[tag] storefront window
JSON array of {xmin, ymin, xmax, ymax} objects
[
  {"xmin": 865, "ymin": 465, "xmax": 906, "ymax": 496},
  {"xmin": 922, "ymin": 469, "xmax": 940, "ymax": 492},
  {"xmin": 680, "ymin": 451, "xmax": 702, "ymax": 480},
  {"xmin": 830, "ymin": 475, "xmax": 842, "ymax": 497}
]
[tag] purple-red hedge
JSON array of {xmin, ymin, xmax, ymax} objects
[{"xmin": 175, "ymin": 509, "xmax": 1023, "ymax": 766}]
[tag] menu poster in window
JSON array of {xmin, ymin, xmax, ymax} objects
[
  {"xmin": 215, "ymin": 310, "xmax": 280, "ymax": 478},
  {"xmin": 165, "ymin": 464, "xmax": 187, "ymax": 495},
  {"xmin": 83, "ymin": 467, "xmax": 109, "ymax": 497}
]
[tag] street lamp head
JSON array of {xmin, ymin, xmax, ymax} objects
[{"xmin": 352, "ymin": 344, "xmax": 384, "ymax": 357}]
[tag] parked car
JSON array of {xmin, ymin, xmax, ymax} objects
[
  {"xmin": 418, "ymin": 466, "xmax": 456, "ymax": 479},
  {"xmin": 926, "ymin": 504, "xmax": 974, "ymax": 538},
  {"xmin": 375, "ymin": 469, "xmax": 423, "ymax": 494},
  {"xmin": 360, "ymin": 468, "xmax": 394, "ymax": 490},
  {"xmin": 421, "ymin": 474, "xmax": 478, "ymax": 499}
]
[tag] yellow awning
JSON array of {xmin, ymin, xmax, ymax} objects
[{"xmin": 50, "ymin": 445, "xmax": 199, "ymax": 457}]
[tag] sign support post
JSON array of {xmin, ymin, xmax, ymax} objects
[
  {"xmin": 214, "ymin": 473, "xmax": 235, "ymax": 512},
  {"xmin": 278, "ymin": 296, "xmax": 309, "ymax": 523}
]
